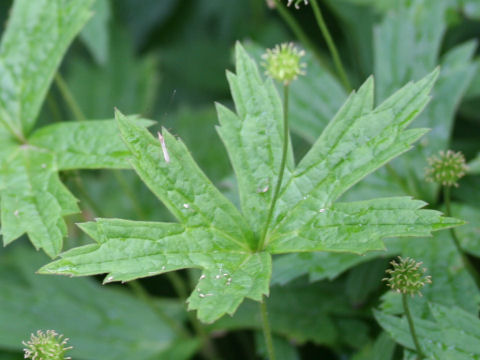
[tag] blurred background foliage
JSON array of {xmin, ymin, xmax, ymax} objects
[{"xmin": 1, "ymin": 0, "xmax": 480, "ymax": 359}]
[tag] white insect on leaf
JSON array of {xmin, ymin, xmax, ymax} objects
[{"xmin": 157, "ymin": 131, "xmax": 170, "ymax": 163}]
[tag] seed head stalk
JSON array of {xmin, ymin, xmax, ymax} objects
[
  {"xmin": 257, "ymin": 42, "xmax": 306, "ymax": 360},
  {"xmin": 402, "ymin": 293, "xmax": 425, "ymax": 360},
  {"xmin": 309, "ymin": 0, "xmax": 351, "ymax": 91}
]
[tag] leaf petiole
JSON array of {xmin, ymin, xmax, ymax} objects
[{"xmin": 259, "ymin": 84, "xmax": 290, "ymax": 251}]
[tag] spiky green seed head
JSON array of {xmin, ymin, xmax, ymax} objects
[
  {"xmin": 287, "ymin": 0, "xmax": 309, "ymax": 9},
  {"xmin": 383, "ymin": 257, "xmax": 432, "ymax": 297},
  {"xmin": 425, "ymin": 150, "xmax": 468, "ymax": 187},
  {"xmin": 23, "ymin": 330, "xmax": 72, "ymax": 360},
  {"xmin": 262, "ymin": 43, "xmax": 306, "ymax": 85}
]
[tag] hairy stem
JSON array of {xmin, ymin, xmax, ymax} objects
[
  {"xmin": 402, "ymin": 293, "xmax": 424, "ymax": 359},
  {"xmin": 260, "ymin": 299, "xmax": 276, "ymax": 360},
  {"xmin": 54, "ymin": 73, "xmax": 86, "ymax": 121},
  {"xmin": 259, "ymin": 85, "xmax": 289, "ymax": 251},
  {"xmin": 444, "ymin": 186, "xmax": 480, "ymax": 287},
  {"xmin": 309, "ymin": 0, "xmax": 351, "ymax": 91}
]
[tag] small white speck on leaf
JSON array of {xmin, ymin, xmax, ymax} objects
[
  {"xmin": 257, "ymin": 185, "xmax": 269, "ymax": 193},
  {"xmin": 199, "ymin": 274, "xmax": 206, "ymax": 280},
  {"xmin": 319, "ymin": 208, "xmax": 326, "ymax": 213},
  {"xmin": 183, "ymin": 203, "xmax": 190, "ymax": 209},
  {"xmin": 41, "ymin": 163, "xmax": 46, "ymax": 168},
  {"xmin": 157, "ymin": 132, "xmax": 170, "ymax": 163},
  {"xmin": 161, "ymin": 266, "xmax": 166, "ymax": 270},
  {"xmin": 106, "ymin": 276, "xmax": 114, "ymax": 281},
  {"xmin": 14, "ymin": 210, "xmax": 19, "ymax": 216}
]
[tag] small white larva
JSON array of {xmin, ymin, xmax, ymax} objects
[{"xmin": 157, "ymin": 132, "xmax": 170, "ymax": 163}]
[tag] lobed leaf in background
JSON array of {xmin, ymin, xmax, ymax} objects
[
  {"xmin": 351, "ymin": 332, "xmax": 396, "ymax": 360},
  {"xmin": 209, "ymin": 279, "xmax": 369, "ymax": 349},
  {"xmin": 0, "ymin": 245, "xmax": 198, "ymax": 360},
  {"xmin": 68, "ymin": 25, "xmax": 159, "ymax": 119},
  {"xmin": 80, "ymin": 0, "xmax": 111, "ymax": 65},
  {"xmin": 468, "ymin": 153, "xmax": 480, "ymax": 174},
  {"xmin": 0, "ymin": 0, "xmax": 152, "ymax": 257},
  {"xmin": 373, "ymin": 0, "xmax": 477, "ymax": 203},
  {"xmin": 380, "ymin": 232, "xmax": 480, "ymax": 317},
  {"xmin": 41, "ymin": 43, "xmax": 460, "ymax": 323},
  {"xmin": 375, "ymin": 303, "xmax": 480, "ymax": 359}
]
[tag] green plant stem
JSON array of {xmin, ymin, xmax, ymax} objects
[
  {"xmin": 273, "ymin": 0, "xmax": 325, "ymax": 64},
  {"xmin": 444, "ymin": 186, "xmax": 480, "ymax": 288},
  {"xmin": 127, "ymin": 281, "xmax": 189, "ymax": 339},
  {"xmin": 259, "ymin": 85, "xmax": 289, "ymax": 251},
  {"xmin": 54, "ymin": 73, "xmax": 86, "ymax": 121},
  {"xmin": 309, "ymin": 0, "xmax": 351, "ymax": 91},
  {"xmin": 402, "ymin": 293, "xmax": 425, "ymax": 359},
  {"xmin": 260, "ymin": 299, "xmax": 275, "ymax": 360}
]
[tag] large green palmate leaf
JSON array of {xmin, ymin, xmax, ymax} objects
[
  {"xmin": 0, "ymin": 245, "xmax": 198, "ymax": 360},
  {"xmin": 0, "ymin": 0, "xmax": 152, "ymax": 257},
  {"xmin": 375, "ymin": 303, "xmax": 480, "ymax": 359},
  {"xmin": 41, "ymin": 43, "xmax": 461, "ymax": 323}
]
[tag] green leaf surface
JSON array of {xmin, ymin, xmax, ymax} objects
[
  {"xmin": 352, "ymin": 332, "xmax": 396, "ymax": 360},
  {"xmin": 0, "ymin": 148, "xmax": 78, "ymax": 257},
  {"xmin": 115, "ymin": 110, "xmax": 252, "ymax": 245},
  {"xmin": 29, "ymin": 117, "xmax": 154, "ymax": 170},
  {"xmin": 271, "ymin": 239, "xmax": 399, "ymax": 285},
  {"xmin": 269, "ymin": 70, "xmax": 440, "ymax": 251},
  {"xmin": 381, "ymin": 231, "xmax": 480, "ymax": 317},
  {"xmin": 468, "ymin": 153, "xmax": 480, "ymax": 174},
  {"xmin": 451, "ymin": 203, "xmax": 480, "ymax": 257},
  {"xmin": 269, "ymin": 197, "xmax": 460, "ymax": 254},
  {"xmin": 67, "ymin": 25, "xmax": 159, "ymax": 118},
  {"xmin": 0, "ymin": 1, "xmax": 151, "ymax": 257},
  {"xmin": 216, "ymin": 42, "xmax": 294, "ymax": 235},
  {"xmin": 373, "ymin": 0, "xmax": 477, "ymax": 202},
  {"xmin": 41, "ymin": 43, "xmax": 458, "ymax": 324},
  {"xmin": 41, "ymin": 218, "xmax": 271, "ymax": 324},
  {"xmin": 80, "ymin": 0, "xmax": 111, "ymax": 65},
  {"xmin": 0, "ymin": 0, "xmax": 94, "ymax": 137},
  {"xmin": 0, "ymin": 245, "xmax": 197, "ymax": 360},
  {"xmin": 244, "ymin": 42, "xmax": 348, "ymax": 143},
  {"xmin": 255, "ymin": 333, "xmax": 300, "ymax": 360},
  {"xmin": 375, "ymin": 303, "xmax": 480, "ymax": 359}
]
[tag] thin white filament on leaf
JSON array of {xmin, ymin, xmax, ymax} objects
[{"xmin": 157, "ymin": 132, "xmax": 170, "ymax": 163}]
